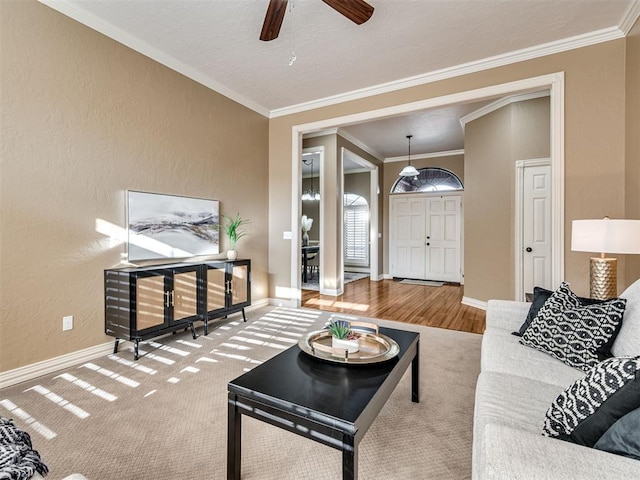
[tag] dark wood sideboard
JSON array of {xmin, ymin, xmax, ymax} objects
[{"xmin": 104, "ymin": 259, "xmax": 251, "ymax": 360}]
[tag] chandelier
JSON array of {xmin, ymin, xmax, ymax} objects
[{"xmin": 302, "ymin": 157, "xmax": 320, "ymax": 201}]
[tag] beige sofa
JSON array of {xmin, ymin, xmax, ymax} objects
[{"xmin": 473, "ymin": 280, "xmax": 640, "ymax": 479}]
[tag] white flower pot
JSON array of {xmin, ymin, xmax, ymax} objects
[
  {"xmin": 332, "ymin": 336, "xmax": 360, "ymax": 353},
  {"xmin": 227, "ymin": 249, "xmax": 237, "ymax": 260}
]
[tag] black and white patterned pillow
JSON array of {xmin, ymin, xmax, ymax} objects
[
  {"xmin": 520, "ymin": 282, "xmax": 626, "ymax": 371},
  {"xmin": 543, "ymin": 356, "xmax": 640, "ymax": 446}
]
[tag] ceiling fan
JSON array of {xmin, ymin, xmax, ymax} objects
[{"xmin": 260, "ymin": 0, "xmax": 375, "ymax": 41}]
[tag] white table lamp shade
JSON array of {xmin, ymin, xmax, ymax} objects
[{"xmin": 571, "ymin": 219, "xmax": 640, "ymax": 255}]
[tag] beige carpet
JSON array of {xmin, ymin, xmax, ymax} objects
[{"xmin": 0, "ymin": 307, "xmax": 481, "ymax": 480}]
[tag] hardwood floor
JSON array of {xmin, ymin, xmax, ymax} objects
[{"xmin": 301, "ymin": 278, "xmax": 486, "ymax": 334}]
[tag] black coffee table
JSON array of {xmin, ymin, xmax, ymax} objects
[{"xmin": 227, "ymin": 326, "xmax": 420, "ymax": 480}]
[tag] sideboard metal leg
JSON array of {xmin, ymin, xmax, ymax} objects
[
  {"xmin": 242, "ymin": 308, "xmax": 247, "ymax": 322},
  {"xmin": 189, "ymin": 322, "xmax": 197, "ymax": 339},
  {"xmin": 134, "ymin": 339, "xmax": 140, "ymax": 361},
  {"xmin": 113, "ymin": 338, "xmax": 120, "ymax": 354}
]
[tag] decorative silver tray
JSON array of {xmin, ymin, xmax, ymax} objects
[{"xmin": 298, "ymin": 321, "xmax": 400, "ymax": 365}]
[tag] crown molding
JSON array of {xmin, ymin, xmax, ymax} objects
[
  {"xmin": 302, "ymin": 128, "xmax": 339, "ymax": 139},
  {"xmin": 38, "ymin": 0, "xmax": 271, "ymax": 118},
  {"xmin": 459, "ymin": 91, "xmax": 550, "ymax": 129},
  {"xmin": 385, "ymin": 149, "xmax": 465, "ymax": 163},
  {"xmin": 39, "ymin": 0, "xmax": 635, "ymax": 120},
  {"xmin": 345, "ymin": 168, "xmax": 375, "ymax": 175},
  {"xmin": 269, "ymin": 26, "xmax": 623, "ymax": 118},
  {"xmin": 336, "ymin": 129, "xmax": 384, "ymax": 161},
  {"xmin": 620, "ymin": 0, "xmax": 640, "ymax": 35}
]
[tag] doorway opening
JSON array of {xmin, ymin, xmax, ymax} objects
[{"xmin": 290, "ymin": 73, "xmax": 565, "ymax": 306}]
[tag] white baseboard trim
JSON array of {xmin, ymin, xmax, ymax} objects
[
  {"xmin": 245, "ymin": 298, "xmax": 270, "ymax": 311},
  {"xmin": 320, "ymin": 288, "xmax": 343, "ymax": 296},
  {"xmin": 462, "ymin": 296, "xmax": 487, "ymax": 310},
  {"xmin": 344, "ymin": 267, "xmax": 370, "ymax": 273},
  {"xmin": 0, "ymin": 298, "xmax": 273, "ymax": 390},
  {"xmin": 0, "ymin": 341, "xmax": 115, "ymax": 389},
  {"xmin": 268, "ymin": 298, "xmax": 298, "ymax": 308},
  {"xmin": 382, "ymin": 274, "xmax": 393, "ymax": 280}
]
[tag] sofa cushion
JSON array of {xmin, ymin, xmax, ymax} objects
[
  {"xmin": 475, "ymin": 372, "xmax": 567, "ymax": 436},
  {"xmin": 520, "ymin": 283, "xmax": 626, "ymax": 372},
  {"xmin": 482, "ymin": 327, "xmax": 583, "ymax": 387},
  {"xmin": 542, "ymin": 356, "xmax": 640, "ymax": 447},
  {"xmin": 485, "ymin": 300, "xmax": 531, "ymax": 331},
  {"xmin": 476, "ymin": 423, "xmax": 640, "ymax": 480},
  {"xmin": 612, "ymin": 279, "xmax": 640, "ymax": 357},
  {"xmin": 594, "ymin": 407, "xmax": 640, "ymax": 460},
  {"xmin": 470, "ymin": 372, "xmax": 639, "ymax": 479},
  {"xmin": 514, "ymin": 286, "xmax": 607, "ymax": 337}
]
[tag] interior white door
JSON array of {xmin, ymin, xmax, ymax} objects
[
  {"xmin": 425, "ymin": 196, "xmax": 462, "ymax": 282},
  {"xmin": 522, "ymin": 164, "xmax": 552, "ymax": 296},
  {"xmin": 390, "ymin": 196, "xmax": 426, "ymax": 279}
]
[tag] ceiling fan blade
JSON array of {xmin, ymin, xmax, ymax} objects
[
  {"xmin": 260, "ymin": 0, "xmax": 289, "ymax": 41},
  {"xmin": 322, "ymin": 0, "xmax": 374, "ymax": 25}
]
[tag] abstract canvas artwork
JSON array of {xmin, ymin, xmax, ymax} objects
[{"xmin": 127, "ymin": 191, "xmax": 219, "ymax": 262}]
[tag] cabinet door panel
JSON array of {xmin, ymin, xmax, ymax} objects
[
  {"xmin": 207, "ymin": 267, "xmax": 226, "ymax": 311},
  {"xmin": 231, "ymin": 265, "xmax": 248, "ymax": 306},
  {"xmin": 173, "ymin": 271, "xmax": 198, "ymax": 321},
  {"xmin": 136, "ymin": 276, "xmax": 165, "ymax": 331}
]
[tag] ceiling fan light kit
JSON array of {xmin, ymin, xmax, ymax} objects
[{"xmin": 260, "ymin": 0, "xmax": 374, "ymax": 41}]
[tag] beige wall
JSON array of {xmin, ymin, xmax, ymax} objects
[
  {"xmin": 345, "ymin": 172, "xmax": 371, "ymax": 203},
  {"xmin": 0, "ymin": 2, "xmax": 269, "ymax": 371},
  {"xmin": 464, "ymin": 98, "xmax": 550, "ymax": 300},
  {"xmin": 383, "ymin": 154, "xmax": 464, "ymax": 274},
  {"xmin": 269, "ymin": 39, "xmax": 628, "ymax": 302},
  {"xmin": 626, "ymin": 18, "xmax": 640, "ymax": 284}
]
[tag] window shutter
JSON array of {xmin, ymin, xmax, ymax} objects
[{"xmin": 344, "ymin": 205, "xmax": 368, "ymax": 264}]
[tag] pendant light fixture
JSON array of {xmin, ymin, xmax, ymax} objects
[
  {"xmin": 399, "ymin": 134, "xmax": 419, "ymax": 177},
  {"xmin": 302, "ymin": 157, "xmax": 320, "ymax": 201}
]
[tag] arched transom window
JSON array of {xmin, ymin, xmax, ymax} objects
[{"xmin": 391, "ymin": 167, "xmax": 463, "ymax": 193}]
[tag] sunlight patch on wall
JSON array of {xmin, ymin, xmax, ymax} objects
[{"xmin": 95, "ymin": 218, "xmax": 192, "ymax": 258}]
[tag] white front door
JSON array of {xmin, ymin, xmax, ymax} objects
[
  {"xmin": 426, "ymin": 196, "xmax": 462, "ymax": 282},
  {"xmin": 390, "ymin": 194, "xmax": 462, "ymax": 282},
  {"xmin": 522, "ymin": 163, "xmax": 552, "ymax": 297},
  {"xmin": 390, "ymin": 196, "xmax": 426, "ymax": 279}
]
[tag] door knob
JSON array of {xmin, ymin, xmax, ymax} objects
[{"xmin": 525, "ymin": 247, "xmax": 533, "ymax": 253}]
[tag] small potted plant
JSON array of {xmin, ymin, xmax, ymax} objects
[
  {"xmin": 326, "ymin": 319, "xmax": 360, "ymax": 353},
  {"xmin": 223, "ymin": 213, "xmax": 249, "ymax": 260}
]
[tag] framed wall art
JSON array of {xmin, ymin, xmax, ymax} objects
[{"xmin": 127, "ymin": 190, "xmax": 219, "ymax": 262}]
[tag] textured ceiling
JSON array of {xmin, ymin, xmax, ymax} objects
[{"xmin": 40, "ymin": 0, "xmax": 638, "ymax": 158}]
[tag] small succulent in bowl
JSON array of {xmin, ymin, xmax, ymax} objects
[{"xmin": 326, "ymin": 319, "xmax": 360, "ymax": 341}]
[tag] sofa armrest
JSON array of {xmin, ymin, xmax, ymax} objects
[{"xmin": 485, "ymin": 300, "xmax": 530, "ymax": 331}]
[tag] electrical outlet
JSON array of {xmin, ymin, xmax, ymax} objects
[{"xmin": 63, "ymin": 315, "xmax": 73, "ymax": 331}]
